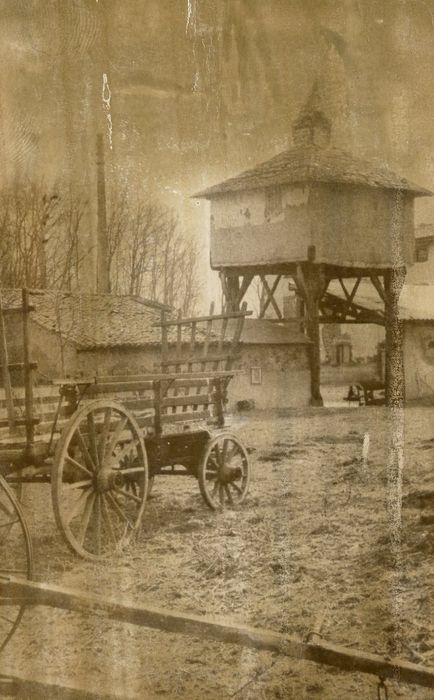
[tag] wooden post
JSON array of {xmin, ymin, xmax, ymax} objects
[
  {"xmin": 295, "ymin": 264, "xmax": 327, "ymax": 407},
  {"xmin": 221, "ymin": 273, "xmax": 240, "ymax": 312},
  {"xmin": 153, "ymin": 380, "xmax": 162, "ymax": 437},
  {"xmin": 384, "ymin": 267, "xmax": 405, "ymax": 407},
  {"xmin": 22, "ymin": 289, "xmax": 35, "ymax": 458},
  {"xmin": 213, "ymin": 378, "xmax": 225, "ymax": 428},
  {"xmin": 0, "ymin": 292, "xmax": 16, "ymax": 430}
]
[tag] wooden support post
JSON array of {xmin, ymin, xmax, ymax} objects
[
  {"xmin": 295, "ymin": 264, "xmax": 327, "ymax": 407},
  {"xmin": 153, "ymin": 380, "xmax": 162, "ymax": 437},
  {"xmin": 224, "ymin": 274, "xmax": 240, "ymax": 312},
  {"xmin": 0, "ymin": 292, "xmax": 16, "ymax": 430},
  {"xmin": 22, "ymin": 289, "xmax": 35, "ymax": 458},
  {"xmin": 213, "ymin": 378, "xmax": 225, "ymax": 428},
  {"xmin": 384, "ymin": 268, "xmax": 405, "ymax": 407}
]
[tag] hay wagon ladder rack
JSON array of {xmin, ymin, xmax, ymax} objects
[{"xmin": 0, "ymin": 289, "xmax": 37, "ymax": 458}]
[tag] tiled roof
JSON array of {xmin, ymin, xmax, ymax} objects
[
  {"xmin": 195, "ymin": 145, "xmax": 432, "ymax": 199},
  {"xmin": 227, "ymin": 318, "xmax": 311, "ymax": 345},
  {"xmin": 0, "ymin": 289, "xmax": 169, "ymax": 348}
]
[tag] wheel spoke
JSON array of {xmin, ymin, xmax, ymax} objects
[
  {"xmin": 226, "ymin": 446, "xmax": 240, "ymax": 461},
  {"xmin": 224, "ymin": 484, "xmax": 233, "ymax": 504},
  {"xmin": 98, "ymin": 407, "xmax": 112, "ymax": 464},
  {"xmin": 101, "ymin": 495, "xmax": 117, "ymax": 545},
  {"xmin": 106, "ymin": 416, "xmax": 129, "ymax": 457},
  {"xmin": 113, "ymin": 487, "xmax": 142, "ymax": 504},
  {"xmin": 86, "ymin": 413, "xmax": 99, "ymax": 468},
  {"xmin": 64, "ymin": 479, "xmax": 93, "ymax": 491},
  {"xmin": 221, "ymin": 439, "xmax": 229, "ymax": 464},
  {"xmin": 206, "ymin": 457, "xmax": 219, "ymax": 472},
  {"xmin": 119, "ymin": 467, "xmax": 143, "ymax": 475},
  {"xmin": 230, "ymin": 482, "xmax": 243, "ymax": 495},
  {"xmin": 64, "ymin": 486, "xmax": 91, "ymax": 525},
  {"xmin": 75, "ymin": 428, "xmax": 97, "ymax": 472},
  {"xmin": 94, "ymin": 495, "xmax": 102, "ymax": 556},
  {"xmin": 219, "ymin": 484, "xmax": 224, "ymax": 504},
  {"xmin": 77, "ymin": 492, "xmax": 96, "ymax": 545},
  {"xmin": 214, "ymin": 444, "xmax": 223, "ymax": 467},
  {"xmin": 65, "ymin": 455, "xmax": 93, "ymax": 478},
  {"xmin": 106, "ymin": 492, "xmax": 133, "ymax": 528}
]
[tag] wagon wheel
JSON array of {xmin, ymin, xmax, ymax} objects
[
  {"xmin": 198, "ymin": 433, "xmax": 250, "ymax": 510},
  {"xmin": 0, "ymin": 474, "xmax": 33, "ymax": 652},
  {"xmin": 5, "ymin": 473, "xmax": 23, "ymax": 503},
  {"xmin": 52, "ymin": 400, "xmax": 148, "ymax": 560}
]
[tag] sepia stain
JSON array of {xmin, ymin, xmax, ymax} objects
[{"xmin": 102, "ymin": 72, "xmax": 113, "ymax": 150}]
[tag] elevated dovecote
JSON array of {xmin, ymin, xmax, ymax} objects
[
  {"xmin": 196, "ymin": 84, "xmax": 431, "ymax": 273},
  {"xmin": 195, "ymin": 83, "xmax": 432, "ymax": 406}
]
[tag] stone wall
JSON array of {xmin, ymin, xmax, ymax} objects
[
  {"xmin": 403, "ymin": 322, "xmax": 434, "ymax": 401},
  {"xmin": 228, "ymin": 343, "xmax": 310, "ymax": 410}
]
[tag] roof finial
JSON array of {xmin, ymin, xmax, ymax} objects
[{"xmin": 292, "ymin": 81, "xmax": 332, "ymax": 148}]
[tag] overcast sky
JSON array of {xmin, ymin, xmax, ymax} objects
[{"xmin": 2, "ymin": 0, "xmax": 434, "ymax": 296}]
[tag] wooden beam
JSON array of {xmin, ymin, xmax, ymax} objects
[
  {"xmin": 259, "ymin": 275, "xmax": 282, "ymax": 319},
  {"xmin": 154, "ymin": 310, "xmax": 251, "ymax": 327},
  {"xmin": 370, "ymin": 274, "xmax": 386, "ymax": 303},
  {"xmin": 293, "ymin": 265, "xmax": 324, "ymax": 406},
  {"xmin": 1, "ymin": 576, "xmax": 434, "ymax": 689},
  {"xmin": 0, "ymin": 673, "xmax": 126, "ymax": 700}
]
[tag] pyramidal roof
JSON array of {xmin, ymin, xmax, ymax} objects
[{"xmin": 195, "ymin": 83, "xmax": 432, "ymax": 199}]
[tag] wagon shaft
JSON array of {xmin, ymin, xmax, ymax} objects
[{"xmin": 1, "ymin": 575, "xmax": 434, "ymax": 690}]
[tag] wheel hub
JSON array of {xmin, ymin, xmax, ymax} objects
[
  {"xmin": 218, "ymin": 464, "xmax": 242, "ymax": 484},
  {"xmin": 96, "ymin": 461, "xmax": 124, "ymax": 493}
]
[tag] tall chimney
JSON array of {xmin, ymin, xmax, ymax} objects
[{"xmin": 96, "ymin": 133, "xmax": 110, "ymax": 293}]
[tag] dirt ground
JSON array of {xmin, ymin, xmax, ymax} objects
[{"xmin": 2, "ymin": 403, "xmax": 434, "ymax": 699}]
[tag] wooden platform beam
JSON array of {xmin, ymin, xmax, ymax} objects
[{"xmin": 1, "ymin": 576, "xmax": 434, "ymax": 690}]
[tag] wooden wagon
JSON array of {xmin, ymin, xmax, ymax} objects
[{"xmin": 0, "ymin": 289, "xmax": 251, "ymax": 560}]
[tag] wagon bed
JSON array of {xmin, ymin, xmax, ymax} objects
[{"xmin": 0, "ymin": 290, "xmax": 252, "ymax": 559}]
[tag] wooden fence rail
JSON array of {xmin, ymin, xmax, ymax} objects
[{"xmin": 1, "ymin": 575, "xmax": 434, "ymax": 691}]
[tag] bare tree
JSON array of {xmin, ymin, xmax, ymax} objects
[
  {"xmin": 0, "ymin": 180, "xmax": 202, "ymax": 316},
  {"xmin": 107, "ymin": 190, "xmax": 202, "ymax": 315},
  {"xmin": 0, "ymin": 181, "xmax": 87, "ymax": 291}
]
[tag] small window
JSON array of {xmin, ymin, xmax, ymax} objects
[
  {"xmin": 264, "ymin": 186, "xmax": 282, "ymax": 219},
  {"xmin": 416, "ymin": 245, "xmax": 429, "ymax": 263},
  {"xmin": 250, "ymin": 367, "xmax": 262, "ymax": 385}
]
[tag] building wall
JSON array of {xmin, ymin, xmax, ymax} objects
[
  {"xmin": 406, "ymin": 242, "xmax": 434, "ymax": 284},
  {"xmin": 77, "ymin": 346, "xmax": 159, "ymax": 376},
  {"xmin": 403, "ymin": 322, "xmax": 434, "ymax": 401},
  {"xmin": 4, "ymin": 316, "xmax": 77, "ymax": 382},
  {"xmin": 210, "ymin": 184, "xmax": 414, "ymax": 269},
  {"xmin": 2, "ymin": 315, "xmax": 161, "ymax": 383},
  {"xmin": 228, "ymin": 343, "xmax": 310, "ymax": 410},
  {"xmin": 310, "ymin": 185, "xmax": 414, "ymax": 267},
  {"xmin": 210, "ymin": 185, "xmax": 311, "ymax": 267}
]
